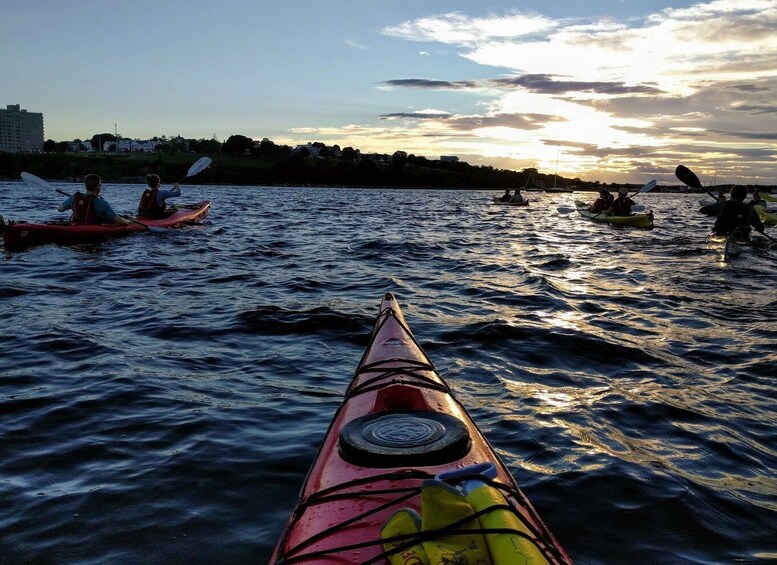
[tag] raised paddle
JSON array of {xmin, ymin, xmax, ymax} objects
[
  {"xmin": 20, "ymin": 172, "xmax": 164, "ymax": 233},
  {"xmin": 591, "ymin": 179, "xmax": 656, "ymax": 219},
  {"xmin": 675, "ymin": 165, "xmax": 721, "ymax": 201},
  {"xmin": 177, "ymin": 157, "xmax": 212, "ymax": 184},
  {"xmin": 21, "ymin": 172, "xmax": 71, "ymax": 196}
]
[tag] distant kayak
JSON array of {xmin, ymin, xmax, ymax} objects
[
  {"xmin": 574, "ymin": 201, "xmax": 653, "ymax": 228},
  {"xmin": 754, "ymin": 204, "xmax": 777, "ymax": 225},
  {"xmin": 2, "ymin": 201, "xmax": 210, "ymax": 249},
  {"xmin": 271, "ymin": 292, "xmax": 571, "ymax": 564},
  {"xmin": 491, "ymin": 197, "xmax": 530, "ymax": 206}
]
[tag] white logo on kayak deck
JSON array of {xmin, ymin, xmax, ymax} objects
[{"xmin": 383, "ymin": 338, "xmax": 405, "ymax": 346}]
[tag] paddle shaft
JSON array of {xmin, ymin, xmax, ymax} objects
[
  {"xmin": 761, "ymin": 231, "xmax": 777, "ymax": 244},
  {"xmin": 705, "ymin": 189, "xmax": 723, "ymax": 201}
]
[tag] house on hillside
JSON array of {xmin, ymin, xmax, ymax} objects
[{"xmin": 103, "ymin": 139, "xmax": 161, "ymax": 152}]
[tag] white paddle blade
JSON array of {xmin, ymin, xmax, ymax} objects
[
  {"xmin": 186, "ymin": 157, "xmax": 212, "ymax": 178},
  {"xmin": 640, "ymin": 179, "xmax": 657, "ymax": 193},
  {"xmin": 21, "ymin": 171, "xmax": 53, "ymax": 190}
]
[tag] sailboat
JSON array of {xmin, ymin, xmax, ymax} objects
[{"xmin": 544, "ymin": 151, "xmax": 572, "ymax": 193}]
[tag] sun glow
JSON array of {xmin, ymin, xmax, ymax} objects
[{"xmin": 372, "ymin": 1, "xmax": 777, "ymax": 182}]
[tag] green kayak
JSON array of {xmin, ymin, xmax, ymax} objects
[
  {"xmin": 575, "ymin": 201, "xmax": 653, "ymax": 228},
  {"xmin": 754, "ymin": 205, "xmax": 777, "ymax": 225}
]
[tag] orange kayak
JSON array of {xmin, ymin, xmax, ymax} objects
[{"xmin": 272, "ymin": 292, "xmax": 571, "ymax": 564}]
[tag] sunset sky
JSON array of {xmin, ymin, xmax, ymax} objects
[{"xmin": 2, "ymin": 0, "xmax": 775, "ymax": 184}]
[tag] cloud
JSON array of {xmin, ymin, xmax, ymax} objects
[
  {"xmin": 710, "ymin": 130, "xmax": 777, "ymax": 140},
  {"xmin": 381, "ymin": 74, "xmax": 664, "ymax": 96},
  {"xmin": 345, "ymin": 39, "xmax": 368, "ymax": 50},
  {"xmin": 731, "ymin": 104, "xmax": 777, "ymax": 114},
  {"xmin": 490, "ymin": 74, "xmax": 664, "ymax": 95},
  {"xmin": 382, "ymin": 9, "xmax": 556, "ymax": 45},
  {"xmin": 381, "ymin": 110, "xmax": 452, "ymax": 119},
  {"xmin": 381, "ymin": 78, "xmax": 478, "ymax": 90},
  {"xmin": 447, "ymin": 112, "xmax": 567, "ymax": 131},
  {"xmin": 379, "ymin": 110, "xmax": 566, "ymax": 132}
]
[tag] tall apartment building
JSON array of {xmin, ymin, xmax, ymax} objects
[{"xmin": 0, "ymin": 104, "xmax": 44, "ymax": 153}]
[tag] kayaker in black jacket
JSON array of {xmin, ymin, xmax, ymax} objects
[
  {"xmin": 499, "ymin": 189, "xmax": 511, "ymax": 202},
  {"xmin": 713, "ymin": 186, "xmax": 765, "ymax": 238}
]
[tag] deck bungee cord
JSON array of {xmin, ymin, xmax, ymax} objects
[{"xmin": 271, "ymin": 293, "xmax": 572, "ymax": 564}]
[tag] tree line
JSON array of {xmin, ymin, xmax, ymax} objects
[{"xmin": 9, "ymin": 132, "xmax": 591, "ymax": 189}]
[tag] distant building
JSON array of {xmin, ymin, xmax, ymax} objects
[
  {"xmin": 109, "ymin": 138, "xmax": 161, "ymax": 152},
  {"xmin": 440, "ymin": 155, "xmax": 459, "ymax": 162},
  {"xmin": 293, "ymin": 143, "xmax": 323, "ymax": 158},
  {"xmin": 67, "ymin": 140, "xmax": 94, "ymax": 153},
  {"xmin": 67, "ymin": 140, "xmax": 92, "ymax": 152},
  {"xmin": 0, "ymin": 104, "xmax": 44, "ymax": 153}
]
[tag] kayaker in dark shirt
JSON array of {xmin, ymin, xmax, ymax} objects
[
  {"xmin": 138, "ymin": 174, "xmax": 181, "ymax": 218},
  {"xmin": 57, "ymin": 174, "xmax": 132, "ymax": 225},
  {"xmin": 606, "ymin": 187, "xmax": 634, "ymax": 216},
  {"xmin": 589, "ymin": 189, "xmax": 614, "ymax": 213},
  {"xmin": 499, "ymin": 189, "xmax": 511, "ymax": 202},
  {"xmin": 713, "ymin": 186, "xmax": 765, "ymax": 238}
]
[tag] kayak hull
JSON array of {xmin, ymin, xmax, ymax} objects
[
  {"xmin": 272, "ymin": 293, "xmax": 570, "ymax": 564},
  {"xmin": 707, "ymin": 232, "xmax": 746, "ymax": 262},
  {"xmin": 2, "ymin": 201, "xmax": 210, "ymax": 249},
  {"xmin": 574, "ymin": 201, "xmax": 653, "ymax": 228},
  {"xmin": 705, "ymin": 232, "xmax": 770, "ymax": 262},
  {"xmin": 492, "ymin": 197, "xmax": 529, "ymax": 206}
]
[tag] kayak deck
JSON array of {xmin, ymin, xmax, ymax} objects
[
  {"xmin": 272, "ymin": 293, "xmax": 570, "ymax": 564},
  {"xmin": 2, "ymin": 201, "xmax": 210, "ymax": 249}
]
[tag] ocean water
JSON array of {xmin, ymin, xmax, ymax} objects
[{"xmin": 1, "ymin": 182, "xmax": 775, "ymax": 564}]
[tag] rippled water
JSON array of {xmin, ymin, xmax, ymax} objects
[{"xmin": 1, "ymin": 182, "xmax": 776, "ymax": 564}]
